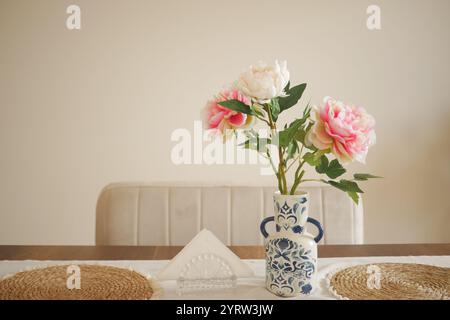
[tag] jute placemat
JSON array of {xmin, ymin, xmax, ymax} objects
[
  {"xmin": 327, "ymin": 263, "xmax": 450, "ymax": 300},
  {"xmin": 0, "ymin": 264, "xmax": 160, "ymax": 300}
]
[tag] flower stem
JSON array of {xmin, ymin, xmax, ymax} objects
[
  {"xmin": 266, "ymin": 150, "xmax": 278, "ymax": 176},
  {"xmin": 290, "ymin": 159, "xmax": 305, "ymax": 194},
  {"xmin": 252, "ymin": 113, "xmax": 270, "ymax": 125},
  {"xmin": 285, "ymin": 155, "xmax": 300, "ymax": 172},
  {"xmin": 265, "ymin": 104, "xmax": 287, "ymax": 194}
]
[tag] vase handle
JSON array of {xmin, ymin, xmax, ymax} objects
[
  {"xmin": 307, "ymin": 217, "xmax": 324, "ymax": 243},
  {"xmin": 260, "ymin": 216, "xmax": 274, "ymax": 239},
  {"xmin": 260, "ymin": 216, "xmax": 324, "ymax": 243}
]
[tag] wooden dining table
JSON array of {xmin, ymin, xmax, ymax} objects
[{"xmin": 0, "ymin": 244, "xmax": 449, "ymax": 260}]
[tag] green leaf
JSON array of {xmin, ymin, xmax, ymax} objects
[
  {"xmin": 325, "ymin": 179, "xmax": 364, "ymax": 193},
  {"xmin": 326, "ymin": 180, "xmax": 345, "ymax": 191},
  {"xmin": 250, "ymin": 104, "xmax": 265, "ymax": 117},
  {"xmin": 326, "ymin": 159, "xmax": 346, "ymax": 179},
  {"xmin": 322, "ymin": 180, "xmax": 363, "ymax": 204},
  {"xmin": 218, "ymin": 99, "xmax": 253, "ymax": 115},
  {"xmin": 315, "ymin": 155, "xmax": 329, "ymax": 174},
  {"xmin": 303, "ymin": 103, "xmax": 312, "ymax": 118},
  {"xmin": 347, "ymin": 191, "xmax": 359, "ymax": 205},
  {"xmin": 303, "ymin": 122, "xmax": 317, "ymax": 151},
  {"xmin": 340, "ymin": 180, "xmax": 364, "ymax": 193},
  {"xmin": 278, "ymin": 118, "xmax": 305, "ymax": 147},
  {"xmin": 284, "ymin": 81, "xmax": 290, "ymax": 93},
  {"xmin": 315, "ymin": 157, "xmax": 345, "ymax": 178},
  {"xmin": 353, "ymin": 173, "xmax": 383, "ymax": 181},
  {"xmin": 293, "ymin": 106, "xmax": 313, "ymax": 147},
  {"xmin": 294, "ymin": 128, "xmax": 306, "ymax": 144},
  {"xmin": 286, "ymin": 141, "xmax": 298, "ymax": 161},
  {"xmin": 278, "ymin": 83, "xmax": 307, "ymax": 112},
  {"xmin": 292, "ymin": 116, "xmax": 308, "ymax": 128},
  {"xmin": 304, "ymin": 152, "xmax": 321, "ymax": 166},
  {"xmin": 304, "ymin": 149, "xmax": 329, "ymax": 167},
  {"xmin": 270, "ymin": 98, "xmax": 281, "ymax": 121},
  {"xmin": 239, "ymin": 135, "xmax": 270, "ymax": 153},
  {"xmin": 277, "ymin": 103, "xmax": 311, "ymax": 148}
]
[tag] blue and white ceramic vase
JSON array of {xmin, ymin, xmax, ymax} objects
[{"xmin": 260, "ymin": 192, "xmax": 324, "ymax": 297}]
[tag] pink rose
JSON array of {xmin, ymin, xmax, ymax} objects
[
  {"xmin": 203, "ymin": 89, "xmax": 253, "ymax": 134},
  {"xmin": 306, "ymin": 97, "xmax": 376, "ymax": 163}
]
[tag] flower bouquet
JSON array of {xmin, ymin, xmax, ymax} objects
[
  {"xmin": 203, "ymin": 60, "xmax": 380, "ymax": 297},
  {"xmin": 203, "ymin": 60, "xmax": 379, "ymax": 203}
]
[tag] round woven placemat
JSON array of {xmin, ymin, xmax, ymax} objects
[
  {"xmin": 0, "ymin": 264, "xmax": 157, "ymax": 300},
  {"xmin": 328, "ymin": 263, "xmax": 450, "ymax": 300}
]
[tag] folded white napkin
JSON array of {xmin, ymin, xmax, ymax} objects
[{"xmin": 157, "ymin": 229, "xmax": 254, "ymax": 280}]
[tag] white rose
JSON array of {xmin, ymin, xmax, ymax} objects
[{"xmin": 236, "ymin": 60, "xmax": 290, "ymax": 102}]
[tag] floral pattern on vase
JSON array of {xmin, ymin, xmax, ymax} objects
[
  {"xmin": 274, "ymin": 195, "xmax": 308, "ymax": 233},
  {"xmin": 265, "ymin": 237, "xmax": 316, "ymax": 297}
]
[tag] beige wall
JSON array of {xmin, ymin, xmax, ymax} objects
[{"xmin": 0, "ymin": 0, "xmax": 449, "ymax": 244}]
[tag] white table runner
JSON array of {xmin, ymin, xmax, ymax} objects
[{"xmin": 1, "ymin": 256, "xmax": 449, "ymax": 299}]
